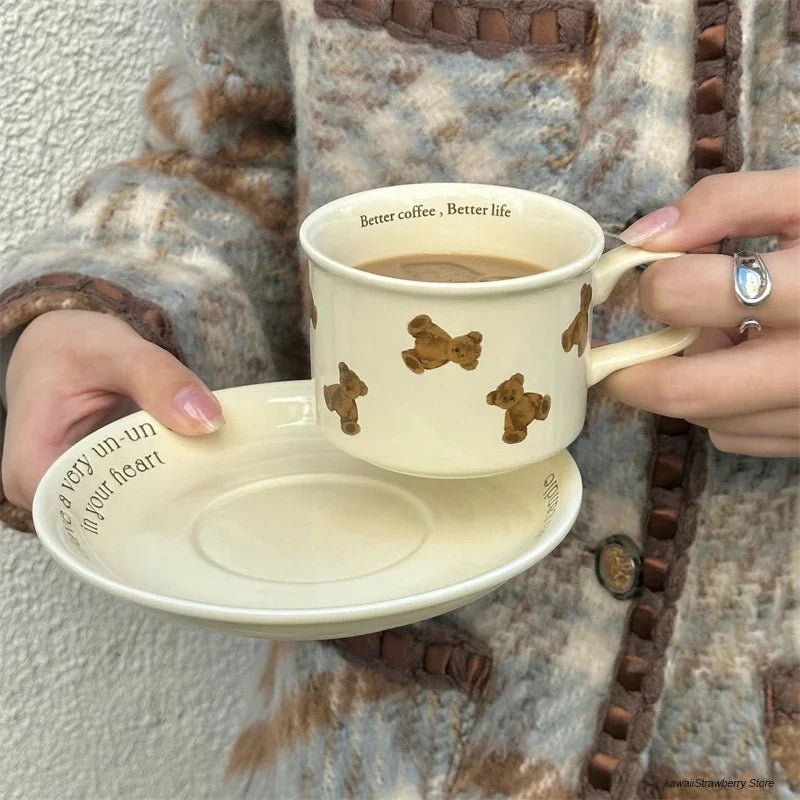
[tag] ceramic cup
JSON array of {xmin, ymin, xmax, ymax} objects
[{"xmin": 300, "ymin": 183, "xmax": 698, "ymax": 478}]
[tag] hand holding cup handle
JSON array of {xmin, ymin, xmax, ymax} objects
[{"xmin": 586, "ymin": 245, "xmax": 700, "ymax": 386}]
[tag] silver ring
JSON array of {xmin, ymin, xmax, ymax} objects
[
  {"xmin": 738, "ymin": 317, "xmax": 761, "ymax": 335},
  {"xmin": 733, "ymin": 250, "xmax": 771, "ymax": 307}
]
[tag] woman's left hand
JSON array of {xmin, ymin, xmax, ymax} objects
[{"xmin": 603, "ymin": 166, "xmax": 799, "ymax": 457}]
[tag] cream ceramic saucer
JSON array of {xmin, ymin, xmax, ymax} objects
[{"xmin": 33, "ymin": 381, "xmax": 582, "ymax": 640}]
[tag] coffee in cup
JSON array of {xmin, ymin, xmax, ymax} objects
[{"xmin": 356, "ymin": 253, "xmax": 546, "ymax": 283}]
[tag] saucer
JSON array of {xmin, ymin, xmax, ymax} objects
[{"xmin": 32, "ymin": 381, "xmax": 582, "ymax": 640}]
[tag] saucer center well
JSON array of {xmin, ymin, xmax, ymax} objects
[{"xmin": 191, "ymin": 473, "xmax": 430, "ymax": 584}]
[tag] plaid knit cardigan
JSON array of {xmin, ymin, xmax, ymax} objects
[{"xmin": 1, "ymin": 1, "xmax": 798, "ymax": 797}]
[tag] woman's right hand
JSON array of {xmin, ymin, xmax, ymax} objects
[
  {"xmin": 605, "ymin": 167, "xmax": 799, "ymax": 457},
  {"xmin": 2, "ymin": 309, "xmax": 224, "ymax": 510}
]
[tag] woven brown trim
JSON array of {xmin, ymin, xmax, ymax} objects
[
  {"xmin": 0, "ymin": 494, "xmax": 35, "ymax": 534},
  {"xmin": 692, "ymin": 0, "xmax": 743, "ymax": 181},
  {"xmin": 790, "ymin": 0, "xmax": 800, "ymax": 41},
  {"xmin": 766, "ymin": 663, "xmax": 800, "ymax": 728},
  {"xmin": 582, "ymin": 7, "xmax": 745, "ymax": 793},
  {"xmin": 315, "ymin": 0, "xmax": 597, "ymax": 59},
  {"xmin": 765, "ymin": 662, "xmax": 800, "ymax": 785},
  {"xmin": 582, "ymin": 424, "xmax": 708, "ymax": 799},
  {"xmin": 0, "ymin": 272, "xmax": 185, "ymax": 534},
  {"xmin": 332, "ymin": 622, "xmax": 492, "ymax": 702}
]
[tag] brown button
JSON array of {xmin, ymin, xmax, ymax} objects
[
  {"xmin": 595, "ymin": 535, "xmax": 642, "ymax": 600},
  {"xmin": 530, "ymin": 10, "xmax": 558, "ymax": 44},
  {"xmin": 696, "ymin": 23, "xmax": 726, "ymax": 60},
  {"xmin": 478, "ymin": 9, "xmax": 510, "ymax": 43}
]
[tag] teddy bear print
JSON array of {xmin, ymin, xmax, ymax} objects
[
  {"xmin": 307, "ymin": 284, "xmax": 318, "ymax": 330},
  {"xmin": 323, "ymin": 362, "xmax": 368, "ymax": 435},
  {"xmin": 561, "ymin": 283, "xmax": 592, "ymax": 357},
  {"xmin": 401, "ymin": 314, "xmax": 483, "ymax": 374},
  {"xmin": 486, "ymin": 373, "xmax": 551, "ymax": 444}
]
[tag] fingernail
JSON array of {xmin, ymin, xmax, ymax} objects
[
  {"xmin": 174, "ymin": 385, "xmax": 224, "ymax": 432},
  {"xmin": 619, "ymin": 206, "xmax": 680, "ymax": 246}
]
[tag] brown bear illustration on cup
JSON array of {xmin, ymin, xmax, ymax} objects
[
  {"xmin": 487, "ymin": 373, "xmax": 551, "ymax": 444},
  {"xmin": 402, "ymin": 314, "xmax": 483, "ymax": 374},
  {"xmin": 561, "ymin": 283, "xmax": 592, "ymax": 357},
  {"xmin": 310, "ymin": 299, "xmax": 318, "ymax": 330},
  {"xmin": 324, "ymin": 362, "xmax": 368, "ymax": 435}
]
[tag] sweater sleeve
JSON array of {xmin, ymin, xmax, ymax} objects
[{"xmin": 0, "ymin": 0, "xmax": 304, "ymax": 532}]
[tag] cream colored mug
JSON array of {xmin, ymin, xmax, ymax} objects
[{"xmin": 300, "ymin": 184, "xmax": 698, "ymax": 478}]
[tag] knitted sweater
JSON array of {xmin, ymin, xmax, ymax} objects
[{"xmin": 1, "ymin": 1, "xmax": 798, "ymax": 798}]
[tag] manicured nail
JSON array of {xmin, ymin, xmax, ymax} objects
[
  {"xmin": 619, "ymin": 206, "xmax": 679, "ymax": 246},
  {"xmin": 174, "ymin": 385, "xmax": 224, "ymax": 432}
]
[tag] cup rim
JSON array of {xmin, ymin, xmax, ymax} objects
[{"xmin": 299, "ymin": 183, "xmax": 605, "ymax": 295}]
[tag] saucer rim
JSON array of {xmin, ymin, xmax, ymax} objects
[{"xmin": 33, "ymin": 381, "xmax": 582, "ymax": 626}]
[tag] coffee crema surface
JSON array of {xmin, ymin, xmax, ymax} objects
[{"xmin": 355, "ymin": 254, "xmax": 546, "ymax": 283}]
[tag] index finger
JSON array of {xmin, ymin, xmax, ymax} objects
[
  {"xmin": 639, "ymin": 248, "xmax": 800, "ymax": 329},
  {"xmin": 620, "ymin": 167, "xmax": 800, "ymax": 251}
]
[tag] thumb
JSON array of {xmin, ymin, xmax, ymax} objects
[{"xmin": 105, "ymin": 339, "xmax": 225, "ymax": 436}]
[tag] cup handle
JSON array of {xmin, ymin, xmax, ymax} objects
[{"xmin": 587, "ymin": 245, "xmax": 700, "ymax": 387}]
